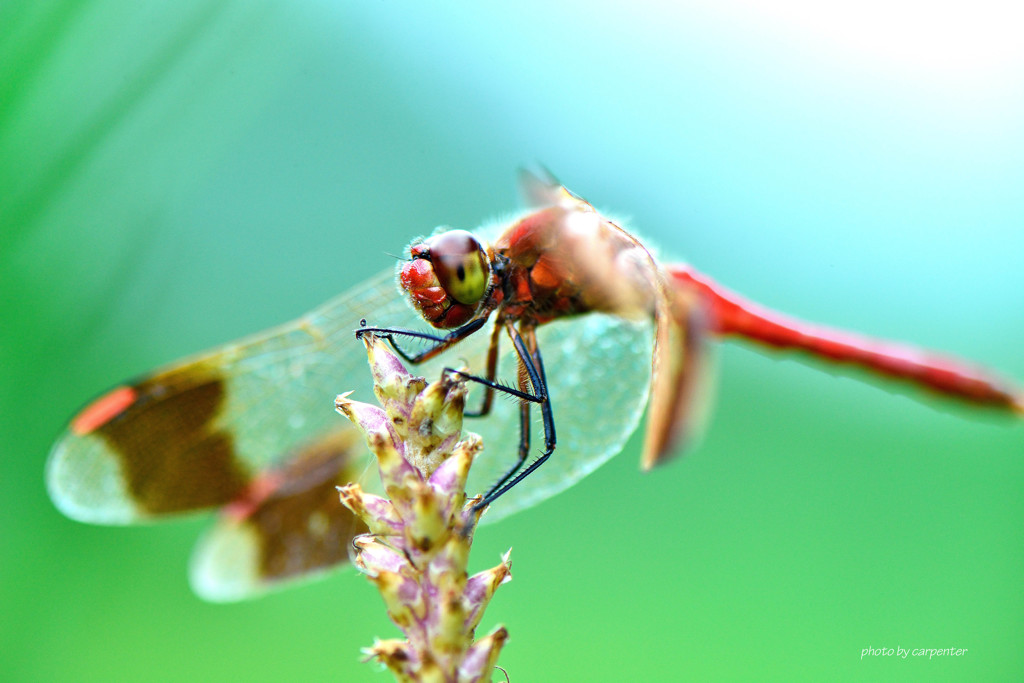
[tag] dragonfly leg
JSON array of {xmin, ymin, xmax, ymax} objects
[
  {"xmin": 472, "ymin": 324, "xmax": 557, "ymax": 512},
  {"xmin": 356, "ymin": 317, "xmax": 488, "ymax": 364},
  {"xmin": 442, "ymin": 367, "xmax": 541, "ymax": 403},
  {"xmin": 463, "ymin": 316, "xmax": 503, "ymax": 418},
  {"xmin": 441, "ymin": 361, "xmax": 536, "ymax": 502},
  {"xmin": 478, "ymin": 385, "xmax": 534, "ymax": 501}
]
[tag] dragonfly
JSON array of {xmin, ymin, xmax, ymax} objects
[{"xmin": 47, "ymin": 172, "xmax": 1023, "ymax": 602}]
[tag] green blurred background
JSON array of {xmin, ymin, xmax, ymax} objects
[{"xmin": 2, "ymin": 2, "xmax": 1022, "ymax": 680}]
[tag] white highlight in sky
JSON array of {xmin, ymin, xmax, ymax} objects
[{"xmin": 741, "ymin": 1, "xmax": 1024, "ymax": 78}]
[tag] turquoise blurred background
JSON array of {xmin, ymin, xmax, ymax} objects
[{"xmin": 2, "ymin": 2, "xmax": 1022, "ymax": 680}]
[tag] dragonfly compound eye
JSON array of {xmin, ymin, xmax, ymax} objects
[{"xmin": 427, "ymin": 230, "xmax": 490, "ymax": 305}]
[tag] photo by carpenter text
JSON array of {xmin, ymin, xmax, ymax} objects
[{"xmin": 860, "ymin": 646, "xmax": 968, "ymax": 660}]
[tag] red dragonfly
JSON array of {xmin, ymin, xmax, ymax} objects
[
  {"xmin": 48, "ymin": 172, "xmax": 1023, "ymax": 601},
  {"xmin": 360, "ymin": 175, "xmax": 1024, "ymax": 510}
]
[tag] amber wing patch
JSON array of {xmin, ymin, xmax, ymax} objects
[
  {"xmin": 88, "ymin": 366, "xmax": 252, "ymax": 515},
  {"xmin": 190, "ymin": 428, "xmax": 369, "ymax": 601}
]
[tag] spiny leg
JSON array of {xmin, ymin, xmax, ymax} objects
[
  {"xmin": 464, "ymin": 313, "xmax": 504, "ymax": 419},
  {"xmin": 473, "ymin": 324, "xmax": 556, "ymax": 512},
  {"xmin": 476, "ymin": 358, "xmax": 534, "ymax": 499},
  {"xmin": 356, "ymin": 317, "xmax": 488, "ymax": 364}
]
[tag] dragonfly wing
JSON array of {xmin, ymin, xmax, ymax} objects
[
  {"xmin": 46, "ymin": 268, "xmax": 495, "ymax": 598},
  {"xmin": 187, "ymin": 309, "xmax": 656, "ymax": 594},
  {"xmin": 464, "ymin": 313, "xmax": 655, "ymax": 524},
  {"xmin": 641, "ymin": 280, "xmax": 714, "ymax": 469},
  {"xmin": 47, "ymin": 270, "xmax": 398, "ymax": 524},
  {"xmin": 46, "ymin": 257, "xmax": 653, "ymax": 591},
  {"xmin": 190, "ymin": 428, "xmax": 369, "ymax": 602},
  {"xmin": 517, "ymin": 168, "xmax": 585, "ymax": 209}
]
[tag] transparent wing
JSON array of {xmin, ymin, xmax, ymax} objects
[
  {"xmin": 48, "ymin": 265, "xmax": 654, "ymax": 525},
  {"xmin": 313, "ymin": 277, "xmax": 655, "ymax": 526},
  {"xmin": 462, "ymin": 314, "xmax": 653, "ymax": 524},
  {"xmin": 47, "ymin": 268, "xmax": 427, "ymax": 523}
]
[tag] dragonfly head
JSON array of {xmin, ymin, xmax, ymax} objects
[{"xmin": 400, "ymin": 229, "xmax": 493, "ymax": 329}]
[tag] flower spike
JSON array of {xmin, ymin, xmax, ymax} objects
[{"xmin": 337, "ymin": 333, "xmax": 512, "ymax": 682}]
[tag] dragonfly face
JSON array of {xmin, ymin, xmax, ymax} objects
[{"xmin": 400, "ymin": 229, "xmax": 497, "ymax": 329}]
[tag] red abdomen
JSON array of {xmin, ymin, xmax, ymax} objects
[{"xmin": 670, "ymin": 264, "xmax": 1024, "ymax": 413}]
